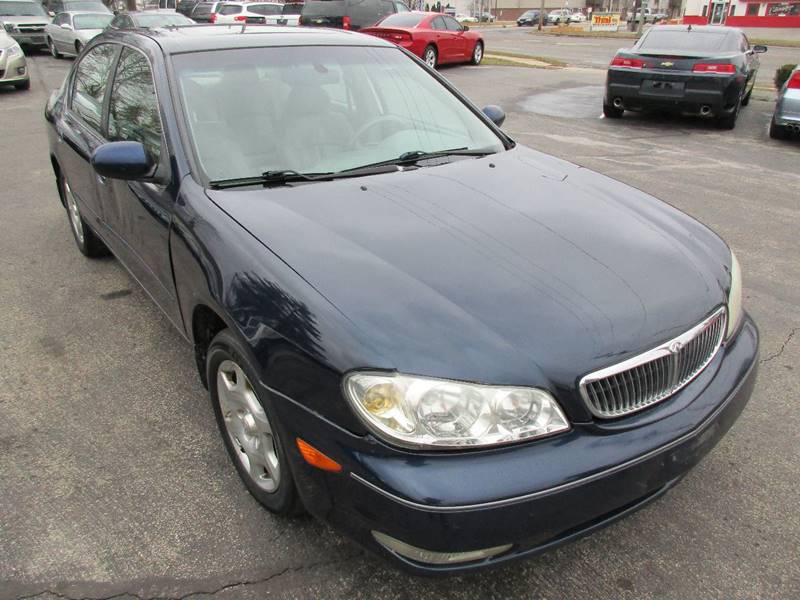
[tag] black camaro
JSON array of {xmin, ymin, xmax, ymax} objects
[
  {"xmin": 604, "ymin": 25, "xmax": 766, "ymax": 129},
  {"xmin": 45, "ymin": 25, "xmax": 758, "ymax": 573}
]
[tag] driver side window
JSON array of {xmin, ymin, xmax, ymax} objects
[
  {"xmin": 443, "ymin": 16, "xmax": 462, "ymax": 31},
  {"xmin": 71, "ymin": 43, "xmax": 117, "ymax": 133}
]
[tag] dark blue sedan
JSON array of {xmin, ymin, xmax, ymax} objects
[{"xmin": 45, "ymin": 25, "xmax": 759, "ymax": 574}]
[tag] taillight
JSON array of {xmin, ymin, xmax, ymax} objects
[
  {"xmin": 342, "ymin": 15, "xmax": 351, "ymax": 29},
  {"xmin": 692, "ymin": 63, "xmax": 736, "ymax": 74},
  {"xmin": 210, "ymin": 12, "xmax": 216, "ymax": 22},
  {"xmin": 391, "ymin": 32, "xmax": 411, "ymax": 43},
  {"xmin": 787, "ymin": 72, "xmax": 800, "ymax": 89},
  {"xmin": 234, "ymin": 15, "xmax": 246, "ymax": 21},
  {"xmin": 610, "ymin": 56, "xmax": 645, "ymax": 69}
]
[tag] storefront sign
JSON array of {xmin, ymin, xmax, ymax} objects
[{"xmin": 590, "ymin": 13, "xmax": 621, "ymax": 31}]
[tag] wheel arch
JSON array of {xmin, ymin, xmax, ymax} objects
[
  {"xmin": 192, "ymin": 303, "xmax": 228, "ymax": 388},
  {"xmin": 50, "ymin": 155, "xmax": 66, "ymax": 207}
]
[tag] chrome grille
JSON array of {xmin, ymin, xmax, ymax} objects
[
  {"xmin": 580, "ymin": 307, "xmax": 727, "ymax": 419},
  {"xmin": 18, "ymin": 25, "xmax": 45, "ymax": 33}
]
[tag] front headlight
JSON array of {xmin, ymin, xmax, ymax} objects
[
  {"xmin": 6, "ymin": 43, "xmax": 22, "ymax": 57},
  {"xmin": 726, "ymin": 250, "xmax": 743, "ymax": 339},
  {"xmin": 344, "ymin": 372, "xmax": 570, "ymax": 449}
]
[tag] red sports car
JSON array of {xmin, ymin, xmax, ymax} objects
[{"xmin": 361, "ymin": 12, "xmax": 484, "ymax": 69}]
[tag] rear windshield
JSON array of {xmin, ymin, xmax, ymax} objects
[
  {"xmin": 521, "ymin": 11, "xmax": 537, "ymax": 17},
  {"xmin": 302, "ymin": 1, "xmax": 345, "ymax": 17},
  {"xmin": 639, "ymin": 30, "xmax": 732, "ymax": 52},
  {"xmin": 218, "ymin": 3, "xmax": 242, "ymax": 14},
  {"xmin": 249, "ymin": 3, "xmax": 282, "ymax": 15},
  {"xmin": 282, "ymin": 2, "xmax": 303, "ymax": 14},
  {"xmin": 65, "ymin": 1, "xmax": 109, "ymax": 11},
  {"xmin": 193, "ymin": 2, "xmax": 212, "ymax": 14},
  {"xmin": 379, "ymin": 12, "xmax": 424, "ymax": 26},
  {"xmin": 73, "ymin": 13, "xmax": 113, "ymax": 28},
  {"xmin": 134, "ymin": 12, "xmax": 194, "ymax": 26},
  {"xmin": 0, "ymin": 1, "xmax": 47, "ymax": 16}
]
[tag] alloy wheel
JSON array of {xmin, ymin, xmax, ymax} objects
[
  {"xmin": 64, "ymin": 180, "xmax": 84, "ymax": 244},
  {"xmin": 216, "ymin": 359, "xmax": 281, "ymax": 493},
  {"xmin": 473, "ymin": 43, "xmax": 483, "ymax": 65},
  {"xmin": 424, "ymin": 47, "xmax": 436, "ymax": 68}
]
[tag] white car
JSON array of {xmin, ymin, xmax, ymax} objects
[
  {"xmin": 211, "ymin": 1, "xmax": 282, "ymax": 23},
  {"xmin": 45, "ymin": 11, "xmax": 112, "ymax": 57},
  {"xmin": 569, "ymin": 11, "xmax": 586, "ymax": 23},
  {"xmin": 456, "ymin": 13, "xmax": 478, "ymax": 23},
  {"xmin": 546, "ymin": 9, "xmax": 570, "ymax": 24},
  {"xmin": 263, "ymin": 1, "xmax": 302, "ymax": 26}
]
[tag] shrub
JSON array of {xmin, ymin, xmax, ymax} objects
[{"xmin": 775, "ymin": 64, "xmax": 798, "ymax": 89}]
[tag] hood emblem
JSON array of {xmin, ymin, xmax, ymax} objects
[
  {"xmin": 669, "ymin": 341, "xmax": 683, "ymax": 354},
  {"xmin": 661, "ymin": 61, "xmax": 674, "ymax": 67}
]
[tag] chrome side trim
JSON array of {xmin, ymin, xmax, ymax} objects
[{"xmin": 349, "ymin": 351, "xmax": 754, "ymax": 514}]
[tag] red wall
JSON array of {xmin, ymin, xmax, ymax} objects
[{"xmin": 683, "ymin": 14, "xmax": 800, "ymax": 26}]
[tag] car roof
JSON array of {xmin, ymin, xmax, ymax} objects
[
  {"xmin": 110, "ymin": 24, "xmax": 396, "ymax": 54},
  {"xmin": 646, "ymin": 24, "xmax": 742, "ymax": 35},
  {"xmin": 62, "ymin": 10, "xmax": 112, "ymax": 15}
]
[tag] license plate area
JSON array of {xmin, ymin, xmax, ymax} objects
[{"xmin": 640, "ymin": 79, "xmax": 685, "ymax": 96}]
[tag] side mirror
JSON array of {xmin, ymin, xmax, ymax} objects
[
  {"xmin": 462, "ymin": 25, "xmax": 469, "ymax": 31},
  {"xmin": 482, "ymin": 105, "xmax": 505, "ymax": 127},
  {"xmin": 752, "ymin": 45, "xmax": 767, "ymax": 54},
  {"xmin": 60, "ymin": 22, "xmax": 72, "ymax": 29},
  {"xmin": 48, "ymin": 10, "xmax": 55, "ymax": 16},
  {"xmin": 91, "ymin": 141, "xmax": 154, "ymax": 180}
]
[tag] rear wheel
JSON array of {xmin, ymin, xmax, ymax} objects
[
  {"xmin": 603, "ymin": 99, "xmax": 623, "ymax": 119},
  {"xmin": 769, "ymin": 117, "xmax": 788, "ymax": 140},
  {"xmin": 471, "ymin": 41, "xmax": 483, "ymax": 65},
  {"xmin": 48, "ymin": 36, "xmax": 61, "ymax": 59},
  {"xmin": 716, "ymin": 100, "xmax": 740, "ymax": 130},
  {"xmin": 423, "ymin": 45, "xmax": 437, "ymax": 69}
]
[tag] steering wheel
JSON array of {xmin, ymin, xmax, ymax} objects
[{"xmin": 351, "ymin": 115, "xmax": 409, "ymax": 147}]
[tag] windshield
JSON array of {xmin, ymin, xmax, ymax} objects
[
  {"xmin": 65, "ymin": 1, "xmax": 110, "ymax": 11},
  {"xmin": 173, "ymin": 45, "xmax": 504, "ymax": 182},
  {"xmin": 0, "ymin": 1, "xmax": 47, "ymax": 16},
  {"xmin": 379, "ymin": 12, "xmax": 425, "ymax": 26},
  {"xmin": 73, "ymin": 13, "xmax": 113, "ymax": 28},
  {"xmin": 639, "ymin": 30, "xmax": 732, "ymax": 52},
  {"xmin": 134, "ymin": 12, "xmax": 193, "ymax": 26}
]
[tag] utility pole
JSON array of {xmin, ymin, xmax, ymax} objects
[{"xmin": 538, "ymin": 0, "xmax": 544, "ymax": 30}]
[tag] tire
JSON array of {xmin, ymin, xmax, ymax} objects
[
  {"xmin": 207, "ymin": 329, "xmax": 303, "ymax": 516},
  {"xmin": 603, "ymin": 99, "xmax": 624, "ymax": 119},
  {"xmin": 423, "ymin": 45, "xmax": 437, "ymax": 69},
  {"xmin": 769, "ymin": 117, "xmax": 788, "ymax": 140},
  {"xmin": 58, "ymin": 173, "xmax": 109, "ymax": 258},
  {"xmin": 14, "ymin": 79, "xmax": 30, "ymax": 91},
  {"xmin": 48, "ymin": 37, "xmax": 61, "ymax": 59},
  {"xmin": 741, "ymin": 88, "xmax": 752, "ymax": 106},
  {"xmin": 471, "ymin": 41, "xmax": 483, "ymax": 66},
  {"xmin": 716, "ymin": 100, "xmax": 740, "ymax": 130}
]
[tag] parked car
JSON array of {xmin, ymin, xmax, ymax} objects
[
  {"xmin": 299, "ymin": 0, "xmax": 409, "ymax": 31},
  {"xmin": 455, "ymin": 13, "xmax": 477, "ymax": 23},
  {"xmin": 0, "ymin": 27, "xmax": 28, "ymax": 89},
  {"xmin": 604, "ymin": 25, "xmax": 764, "ymax": 129},
  {"xmin": 188, "ymin": 1, "xmax": 221, "ymax": 23},
  {"xmin": 0, "ymin": 0, "xmax": 50, "ymax": 49},
  {"xmin": 108, "ymin": 10, "xmax": 193, "ymax": 29},
  {"xmin": 479, "ymin": 11, "xmax": 493, "ymax": 22},
  {"xmin": 45, "ymin": 11, "xmax": 112, "ymax": 57},
  {"xmin": 264, "ymin": 1, "xmax": 303, "ymax": 26},
  {"xmin": 628, "ymin": 7, "xmax": 667, "ymax": 24},
  {"xmin": 769, "ymin": 64, "xmax": 800, "ymax": 139},
  {"xmin": 516, "ymin": 9, "xmax": 541, "ymax": 26},
  {"xmin": 546, "ymin": 8, "xmax": 570, "ymax": 24},
  {"xmin": 46, "ymin": 23, "xmax": 757, "ymax": 575},
  {"xmin": 361, "ymin": 11, "xmax": 483, "ymax": 68},
  {"xmin": 568, "ymin": 10, "xmax": 586, "ymax": 23},
  {"xmin": 175, "ymin": 0, "xmax": 200, "ymax": 17},
  {"xmin": 210, "ymin": 1, "xmax": 282, "ymax": 23},
  {"xmin": 42, "ymin": 0, "xmax": 109, "ymax": 16}
]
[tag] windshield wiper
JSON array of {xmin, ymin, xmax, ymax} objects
[
  {"xmin": 209, "ymin": 164, "xmax": 406, "ymax": 189},
  {"xmin": 336, "ymin": 147, "xmax": 497, "ymax": 174}
]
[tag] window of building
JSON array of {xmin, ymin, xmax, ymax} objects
[{"xmin": 746, "ymin": 3, "xmax": 760, "ymax": 15}]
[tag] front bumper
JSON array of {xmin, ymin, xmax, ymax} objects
[
  {"xmin": 0, "ymin": 51, "xmax": 28, "ymax": 86},
  {"xmin": 270, "ymin": 315, "xmax": 758, "ymax": 574},
  {"xmin": 9, "ymin": 32, "xmax": 46, "ymax": 48},
  {"xmin": 606, "ymin": 68, "xmax": 744, "ymax": 115}
]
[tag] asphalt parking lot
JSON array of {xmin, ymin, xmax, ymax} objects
[{"xmin": 1, "ymin": 40, "xmax": 799, "ymax": 600}]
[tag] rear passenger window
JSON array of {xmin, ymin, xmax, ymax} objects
[
  {"xmin": 71, "ymin": 43, "xmax": 117, "ymax": 133},
  {"xmin": 431, "ymin": 15, "xmax": 445, "ymax": 29},
  {"xmin": 108, "ymin": 48, "xmax": 163, "ymax": 163},
  {"xmin": 443, "ymin": 16, "xmax": 461, "ymax": 31},
  {"xmin": 219, "ymin": 4, "xmax": 242, "ymax": 14}
]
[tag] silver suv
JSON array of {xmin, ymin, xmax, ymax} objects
[{"xmin": 0, "ymin": 0, "xmax": 50, "ymax": 49}]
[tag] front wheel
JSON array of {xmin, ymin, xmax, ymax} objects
[
  {"xmin": 207, "ymin": 329, "xmax": 303, "ymax": 515},
  {"xmin": 60, "ymin": 175, "xmax": 109, "ymax": 257},
  {"xmin": 48, "ymin": 37, "xmax": 61, "ymax": 59},
  {"xmin": 471, "ymin": 41, "xmax": 483, "ymax": 65},
  {"xmin": 423, "ymin": 45, "xmax": 437, "ymax": 69}
]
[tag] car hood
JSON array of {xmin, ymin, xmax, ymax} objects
[
  {"xmin": 207, "ymin": 146, "xmax": 731, "ymax": 416},
  {"xmin": 1, "ymin": 16, "xmax": 49, "ymax": 26}
]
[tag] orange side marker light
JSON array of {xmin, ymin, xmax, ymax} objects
[{"xmin": 296, "ymin": 438, "xmax": 343, "ymax": 473}]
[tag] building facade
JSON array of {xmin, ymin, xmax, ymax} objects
[{"xmin": 682, "ymin": 0, "xmax": 800, "ymax": 26}]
